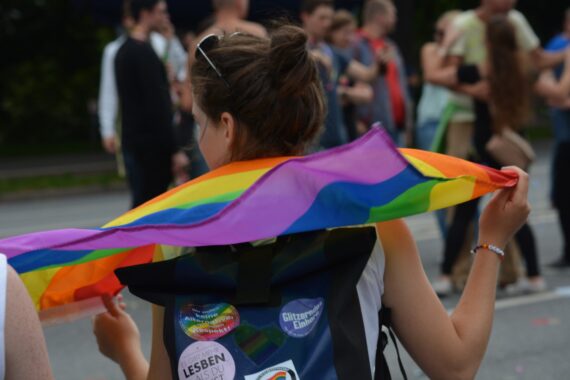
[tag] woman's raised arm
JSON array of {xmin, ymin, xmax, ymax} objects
[{"xmin": 379, "ymin": 167, "xmax": 530, "ymax": 380}]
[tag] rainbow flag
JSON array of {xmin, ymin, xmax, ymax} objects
[{"xmin": 0, "ymin": 128, "xmax": 517, "ymax": 320}]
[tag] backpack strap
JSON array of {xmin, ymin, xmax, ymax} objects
[
  {"xmin": 376, "ymin": 307, "xmax": 408, "ymax": 380},
  {"xmin": 232, "ymin": 243, "xmax": 277, "ymax": 306}
]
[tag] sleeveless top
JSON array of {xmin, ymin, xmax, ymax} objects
[{"xmin": 0, "ymin": 254, "xmax": 7, "ymax": 380}]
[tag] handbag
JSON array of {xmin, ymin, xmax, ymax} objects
[{"xmin": 485, "ymin": 128, "xmax": 535, "ymax": 170}]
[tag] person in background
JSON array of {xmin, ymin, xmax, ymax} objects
[
  {"xmin": 115, "ymin": 0, "xmax": 189, "ymax": 208},
  {"xmin": 198, "ymin": 0, "xmax": 267, "ymax": 41},
  {"xmin": 431, "ymin": 0, "xmax": 568, "ymax": 294},
  {"xmin": 301, "ymin": 0, "xmax": 384, "ymax": 149},
  {"xmin": 414, "ymin": 10, "xmax": 461, "ymax": 241},
  {"xmin": 98, "ymin": 3, "xmax": 187, "ymax": 157},
  {"xmin": 93, "ymin": 24, "xmax": 532, "ymax": 380},
  {"xmin": 416, "ymin": 10, "xmax": 460, "ymax": 151},
  {"xmin": 352, "ymin": 0, "xmax": 413, "ymax": 146},
  {"xmin": 326, "ymin": 9, "xmax": 373, "ymax": 141},
  {"xmin": 98, "ymin": 8, "xmax": 134, "ymax": 156},
  {"xmin": 444, "ymin": 0, "xmax": 568, "ymax": 158},
  {"xmin": 536, "ymin": 37, "xmax": 570, "ymax": 268},
  {"xmin": 430, "ymin": 16, "xmax": 547, "ymax": 296},
  {"xmin": 177, "ymin": 0, "xmax": 266, "ymax": 180}
]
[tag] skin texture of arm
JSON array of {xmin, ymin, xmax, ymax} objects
[
  {"xmin": 535, "ymin": 50, "xmax": 570, "ymax": 101},
  {"xmin": 422, "ymin": 43, "xmax": 458, "ymax": 87},
  {"xmin": 4, "ymin": 266, "xmax": 54, "ymax": 380},
  {"xmin": 426, "ymin": 50, "xmax": 489, "ymax": 101},
  {"xmin": 147, "ymin": 305, "xmax": 172, "ymax": 380},
  {"xmin": 530, "ymin": 47, "xmax": 567, "ymax": 71},
  {"xmin": 379, "ymin": 168, "xmax": 530, "ymax": 380},
  {"xmin": 339, "ymin": 82, "xmax": 373, "ymax": 105},
  {"xmin": 346, "ymin": 59, "xmax": 379, "ymax": 83}
]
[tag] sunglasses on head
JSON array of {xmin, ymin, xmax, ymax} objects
[{"xmin": 195, "ymin": 32, "xmax": 242, "ymax": 89}]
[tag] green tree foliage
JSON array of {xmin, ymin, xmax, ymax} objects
[{"xmin": 0, "ymin": 0, "xmax": 113, "ymax": 147}]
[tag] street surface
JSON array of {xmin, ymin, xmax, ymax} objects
[{"xmin": 0, "ymin": 141, "xmax": 569, "ymax": 379}]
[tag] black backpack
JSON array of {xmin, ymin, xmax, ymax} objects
[{"xmin": 118, "ymin": 227, "xmax": 407, "ymax": 380}]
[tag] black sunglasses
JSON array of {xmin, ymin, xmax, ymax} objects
[{"xmin": 195, "ymin": 32, "xmax": 242, "ymax": 89}]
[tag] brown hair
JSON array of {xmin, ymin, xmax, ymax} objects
[
  {"xmin": 301, "ymin": 0, "xmax": 334, "ymax": 15},
  {"xmin": 486, "ymin": 15, "xmax": 530, "ymax": 131},
  {"xmin": 363, "ymin": 0, "xmax": 393, "ymax": 24},
  {"xmin": 325, "ymin": 10, "xmax": 356, "ymax": 44},
  {"xmin": 191, "ymin": 25, "xmax": 326, "ymax": 161},
  {"xmin": 327, "ymin": 9, "xmax": 356, "ymax": 35}
]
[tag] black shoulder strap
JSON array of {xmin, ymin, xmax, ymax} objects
[
  {"xmin": 376, "ymin": 307, "xmax": 408, "ymax": 380},
  {"xmin": 232, "ymin": 243, "xmax": 278, "ymax": 306}
]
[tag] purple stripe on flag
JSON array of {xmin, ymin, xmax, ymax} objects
[{"xmin": 0, "ymin": 128, "xmax": 408, "ymax": 256}]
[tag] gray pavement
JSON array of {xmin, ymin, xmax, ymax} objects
[
  {"xmin": 0, "ymin": 140, "xmax": 569, "ymax": 379},
  {"xmin": 0, "ymin": 153, "xmax": 115, "ymax": 179}
]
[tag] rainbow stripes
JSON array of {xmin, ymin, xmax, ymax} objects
[
  {"xmin": 268, "ymin": 371, "xmax": 287, "ymax": 380},
  {"xmin": 0, "ymin": 127, "xmax": 517, "ymax": 315}
]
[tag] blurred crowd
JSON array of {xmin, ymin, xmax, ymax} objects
[{"xmin": 98, "ymin": 0, "xmax": 570, "ymax": 295}]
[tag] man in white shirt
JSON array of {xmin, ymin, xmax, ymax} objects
[{"xmin": 97, "ymin": 15, "xmax": 187, "ymax": 154}]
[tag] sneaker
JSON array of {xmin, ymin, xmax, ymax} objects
[
  {"xmin": 504, "ymin": 278, "xmax": 548, "ymax": 296},
  {"xmin": 548, "ymin": 257, "xmax": 570, "ymax": 269},
  {"xmin": 504, "ymin": 278, "xmax": 528, "ymax": 296},
  {"xmin": 527, "ymin": 278, "xmax": 548, "ymax": 294},
  {"xmin": 432, "ymin": 277, "xmax": 453, "ymax": 297}
]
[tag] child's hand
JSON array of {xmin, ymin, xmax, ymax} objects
[{"xmin": 92, "ymin": 294, "xmax": 143, "ymax": 365}]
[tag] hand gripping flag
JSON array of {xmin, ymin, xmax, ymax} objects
[{"xmin": 0, "ymin": 127, "xmax": 517, "ymax": 321}]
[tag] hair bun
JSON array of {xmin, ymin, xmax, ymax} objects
[{"xmin": 269, "ymin": 25, "xmax": 317, "ymax": 98}]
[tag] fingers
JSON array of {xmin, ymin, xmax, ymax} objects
[
  {"xmin": 102, "ymin": 294, "xmax": 121, "ymax": 318},
  {"xmin": 486, "ymin": 187, "xmax": 513, "ymax": 214},
  {"xmin": 116, "ymin": 294, "xmax": 127, "ymax": 311},
  {"xmin": 501, "ymin": 166, "xmax": 529, "ymax": 201}
]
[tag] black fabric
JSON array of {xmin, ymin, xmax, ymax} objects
[
  {"xmin": 553, "ymin": 141, "xmax": 570, "ymax": 261},
  {"xmin": 375, "ymin": 308, "xmax": 408, "ymax": 380},
  {"xmin": 456, "ymin": 64, "xmax": 496, "ymax": 166},
  {"xmin": 375, "ymin": 309, "xmax": 392, "ymax": 380},
  {"xmin": 117, "ymin": 228, "xmax": 381, "ymax": 379},
  {"xmin": 115, "ymin": 37, "xmax": 176, "ymax": 154},
  {"xmin": 123, "ymin": 149, "xmax": 173, "ymax": 208},
  {"xmin": 233, "ymin": 244, "xmax": 278, "ymax": 306},
  {"xmin": 326, "ymin": 228, "xmax": 377, "ymax": 380}
]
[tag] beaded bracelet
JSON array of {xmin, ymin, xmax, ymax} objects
[{"xmin": 470, "ymin": 243, "xmax": 505, "ymax": 261}]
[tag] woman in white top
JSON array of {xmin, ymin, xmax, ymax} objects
[{"xmin": 94, "ymin": 23, "xmax": 531, "ymax": 380}]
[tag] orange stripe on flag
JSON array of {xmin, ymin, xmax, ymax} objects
[{"xmin": 40, "ymin": 245, "xmax": 154, "ymax": 310}]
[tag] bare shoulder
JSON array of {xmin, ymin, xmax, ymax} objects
[
  {"xmin": 236, "ymin": 20, "xmax": 267, "ymax": 38},
  {"xmin": 421, "ymin": 43, "xmax": 438, "ymax": 59}
]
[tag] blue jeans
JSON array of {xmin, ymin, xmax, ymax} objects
[
  {"xmin": 416, "ymin": 120, "xmax": 439, "ymax": 151},
  {"xmin": 550, "ymin": 108, "xmax": 570, "ymax": 202}
]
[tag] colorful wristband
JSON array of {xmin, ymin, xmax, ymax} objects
[{"xmin": 470, "ymin": 243, "xmax": 505, "ymax": 261}]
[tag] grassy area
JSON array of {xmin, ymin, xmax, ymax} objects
[{"xmin": 0, "ymin": 172, "xmax": 125, "ymax": 195}]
